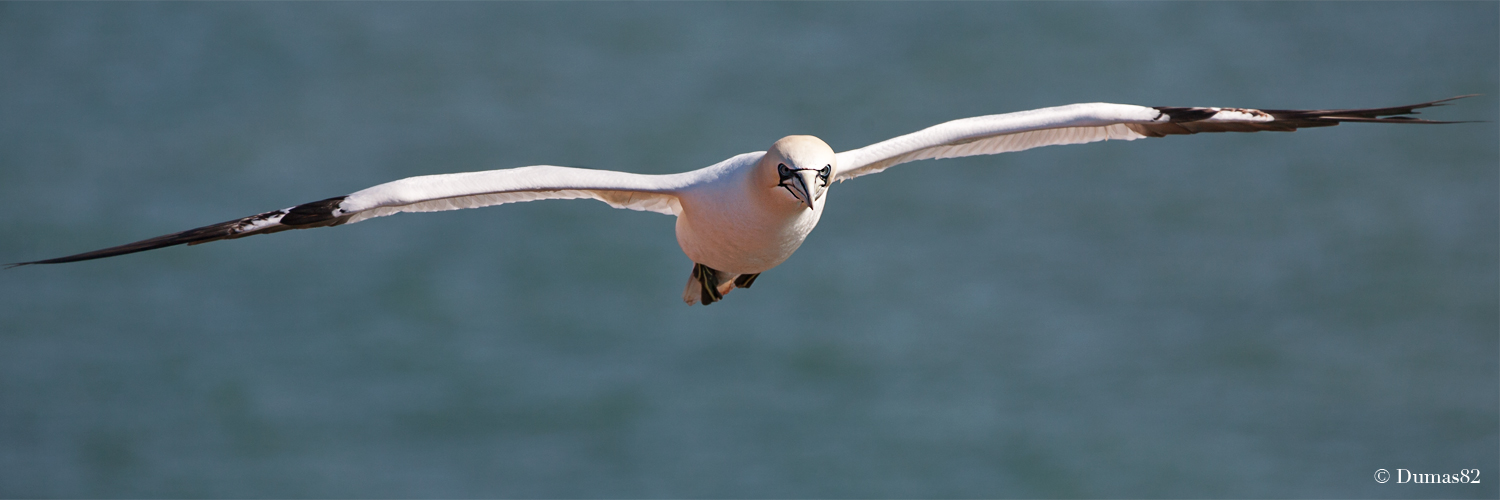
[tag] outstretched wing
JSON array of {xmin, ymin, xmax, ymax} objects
[
  {"xmin": 834, "ymin": 95, "xmax": 1473, "ymax": 181},
  {"xmin": 9, "ymin": 164, "xmax": 701, "ymax": 267}
]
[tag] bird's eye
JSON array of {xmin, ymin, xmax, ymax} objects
[
  {"xmin": 819, "ymin": 165, "xmax": 831, "ymax": 184},
  {"xmin": 777, "ymin": 163, "xmax": 792, "ymax": 180}
]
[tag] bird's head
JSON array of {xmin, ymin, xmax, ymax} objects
[{"xmin": 761, "ymin": 135, "xmax": 835, "ymax": 211}]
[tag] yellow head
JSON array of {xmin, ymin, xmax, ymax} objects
[{"xmin": 759, "ymin": 135, "xmax": 836, "ymax": 211}]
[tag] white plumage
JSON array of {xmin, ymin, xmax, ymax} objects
[{"xmin": 9, "ymin": 97, "xmax": 1469, "ymax": 305}]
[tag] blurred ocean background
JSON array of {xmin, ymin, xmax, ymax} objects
[{"xmin": 1, "ymin": 2, "xmax": 1496, "ymax": 497}]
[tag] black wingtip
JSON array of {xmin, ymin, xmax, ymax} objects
[
  {"xmin": 281, "ymin": 196, "xmax": 348, "ymax": 227},
  {"xmin": 1261, "ymin": 95, "xmax": 1480, "ymax": 121},
  {"xmin": 5, "ymin": 217, "xmax": 253, "ymax": 266},
  {"xmin": 1434, "ymin": 94, "xmax": 1482, "ymax": 103},
  {"xmin": 1152, "ymin": 106, "xmax": 1219, "ymax": 122},
  {"xmin": 1406, "ymin": 94, "xmax": 1480, "ymax": 108},
  {"xmin": 10, "ymin": 194, "xmax": 353, "ymax": 267}
]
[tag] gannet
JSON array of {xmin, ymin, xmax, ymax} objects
[{"xmin": 8, "ymin": 96, "xmax": 1471, "ymax": 305}]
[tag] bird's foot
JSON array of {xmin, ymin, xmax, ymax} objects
[
  {"xmin": 683, "ymin": 263, "xmax": 725, "ymax": 305},
  {"xmin": 682, "ymin": 265, "xmax": 762, "ymax": 306},
  {"xmin": 733, "ymin": 273, "xmax": 760, "ymax": 289}
]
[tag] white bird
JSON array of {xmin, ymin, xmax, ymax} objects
[{"xmin": 9, "ymin": 96, "xmax": 1471, "ymax": 305}]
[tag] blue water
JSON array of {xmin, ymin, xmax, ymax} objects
[{"xmin": 1, "ymin": 2, "xmax": 1496, "ymax": 497}]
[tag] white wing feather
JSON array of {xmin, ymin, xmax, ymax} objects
[
  {"xmin": 834, "ymin": 103, "xmax": 1165, "ymax": 181},
  {"xmin": 7, "ymin": 155, "xmax": 767, "ymax": 267},
  {"xmin": 340, "ymin": 165, "xmax": 701, "ymax": 223},
  {"xmin": 833, "ymin": 95, "xmax": 1463, "ymax": 180}
]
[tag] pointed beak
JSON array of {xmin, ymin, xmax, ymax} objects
[{"xmin": 792, "ymin": 169, "xmax": 823, "ymax": 210}]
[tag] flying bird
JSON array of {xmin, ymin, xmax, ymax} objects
[{"xmin": 9, "ymin": 96, "xmax": 1472, "ymax": 305}]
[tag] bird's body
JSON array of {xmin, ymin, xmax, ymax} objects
[
  {"xmin": 9, "ymin": 98, "xmax": 1471, "ymax": 305},
  {"xmin": 676, "ymin": 137, "xmax": 832, "ymax": 272}
]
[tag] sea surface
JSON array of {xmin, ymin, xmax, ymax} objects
[{"xmin": 1, "ymin": 2, "xmax": 1496, "ymax": 497}]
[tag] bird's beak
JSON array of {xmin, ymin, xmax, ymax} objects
[{"xmin": 792, "ymin": 169, "xmax": 823, "ymax": 210}]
